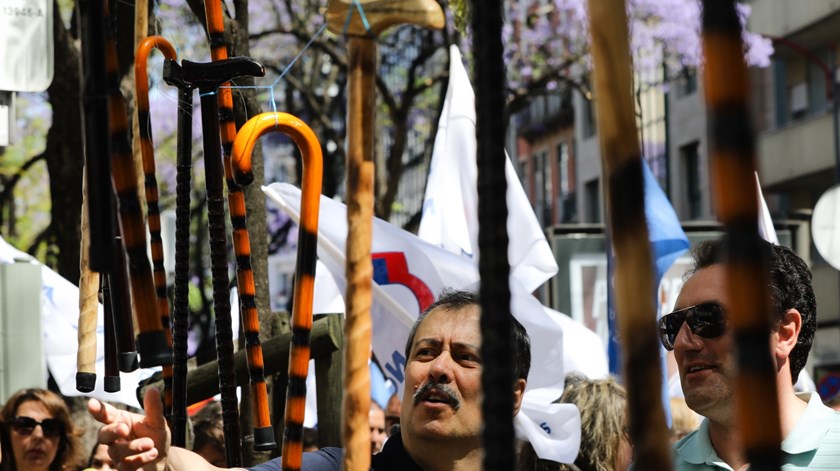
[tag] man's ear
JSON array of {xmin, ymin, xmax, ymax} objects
[
  {"xmin": 512, "ymin": 379, "xmax": 527, "ymax": 416},
  {"xmin": 775, "ymin": 309, "xmax": 802, "ymax": 361}
]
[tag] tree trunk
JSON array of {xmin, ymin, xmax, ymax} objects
[{"xmin": 45, "ymin": 1, "xmax": 84, "ymax": 283}]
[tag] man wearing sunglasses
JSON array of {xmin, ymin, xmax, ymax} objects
[{"xmin": 659, "ymin": 238, "xmax": 839, "ymax": 470}]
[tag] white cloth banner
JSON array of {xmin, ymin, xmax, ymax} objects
[
  {"xmin": 418, "ymin": 45, "xmax": 558, "ymax": 293},
  {"xmin": 0, "ymin": 0, "xmax": 53, "ymax": 91},
  {"xmin": 0, "ymin": 236, "xmax": 154, "ymax": 409},
  {"xmin": 264, "ymin": 182, "xmax": 580, "ymax": 463}
]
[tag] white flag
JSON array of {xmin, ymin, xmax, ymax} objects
[
  {"xmin": 0, "ymin": 236, "xmax": 154, "ymax": 409},
  {"xmin": 264, "ymin": 183, "xmax": 581, "ymax": 463},
  {"xmin": 418, "ymin": 45, "xmax": 558, "ymax": 293}
]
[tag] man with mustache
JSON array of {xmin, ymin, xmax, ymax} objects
[
  {"xmin": 89, "ymin": 289, "xmax": 530, "ymax": 470},
  {"xmin": 659, "ymin": 238, "xmax": 840, "ymax": 470}
]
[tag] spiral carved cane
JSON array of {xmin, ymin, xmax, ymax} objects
[
  {"xmin": 232, "ymin": 113, "xmax": 323, "ymax": 467},
  {"xmin": 161, "ymin": 58, "xmax": 194, "ymax": 448},
  {"xmin": 181, "ymin": 57, "xmax": 265, "ymax": 468},
  {"xmin": 135, "ymin": 35, "xmax": 178, "ymax": 417}
]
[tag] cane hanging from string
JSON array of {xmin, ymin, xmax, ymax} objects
[
  {"xmin": 701, "ymin": 1, "xmax": 781, "ymax": 467},
  {"xmin": 180, "ymin": 57, "xmax": 265, "ymax": 468},
  {"xmin": 232, "ymin": 112, "xmax": 323, "ymax": 469},
  {"xmin": 161, "ymin": 57, "xmax": 194, "ymax": 448},
  {"xmin": 585, "ymin": 0, "xmax": 672, "ymax": 468},
  {"xmin": 135, "ymin": 34, "xmax": 178, "ymax": 418},
  {"xmin": 324, "ymin": 2, "xmax": 443, "ymax": 469}
]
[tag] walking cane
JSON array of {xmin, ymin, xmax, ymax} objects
[
  {"xmin": 324, "ymin": 3, "xmax": 443, "ymax": 469},
  {"xmin": 77, "ymin": 167, "xmax": 100, "ymax": 393},
  {"xmin": 586, "ymin": 0, "xmax": 672, "ymax": 468},
  {"xmin": 161, "ymin": 58, "xmax": 194, "ymax": 448},
  {"xmin": 232, "ymin": 112, "xmax": 323, "ymax": 467},
  {"xmin": 103, "ymin": 275, "xmax": 121, "ymax": 392},
  {"xmin": 103, "ymin": 0, "xmax": 170, "ymax": 368},
  {"xmin": 701, "ymin": 1, "xmax": 781, "ymax": 467},
  {"xmin": 135, "ymin": 35, "xmax": 178, "ymax": 418},
  {"xmin": 469, "ymin": 2, "xmax": 517, "ymax": 469},
  {"xmin": 181, "ymin": 57, "xmax": 265, "ymax": 468},
  {"xmin": 200, "ymin": 0, "xmax": 271, "ymax": 415},
  {"xmin": 76, "ymin": 0, "xmax": 112, "ymax": 393}
]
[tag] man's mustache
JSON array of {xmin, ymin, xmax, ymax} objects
[{"xmin": 412, "ymin": 380, "xmax": 462, "ymax": 410}]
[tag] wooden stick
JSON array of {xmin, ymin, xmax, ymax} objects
[
  {"xmin": 586, "ymin": 0, "xmax": 672, "ymax": 468},
  {"xmin": 77, "ymin": 166, "xmax": 99, "ymax": 392},
  {"xmin": 701, "ymin": 1, "xmax": 781, "ymax": 467},
  {"xmin": 232, "ymin": 112, "xmax": 324, "ymax": 463},
  {"xmin": 324, "ymin": 3, "xmax": 443, "ymax": 470}
]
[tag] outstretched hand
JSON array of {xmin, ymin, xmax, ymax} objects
[{"xmin": 88, "ymin": 387, "xmax": 171, "ymax": 471}]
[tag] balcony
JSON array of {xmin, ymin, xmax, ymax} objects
[{"xmin": 757, "ymin": 109, "xmax": 836, "ymax": 187}]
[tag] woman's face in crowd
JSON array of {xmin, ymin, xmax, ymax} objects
[
  {"xmin": 90, "ymin": 443, "xmax": 116, "ymax": 470},
  {"xmin": 10, "ymin": 400, "xmax": 60, "ymax": 471}
]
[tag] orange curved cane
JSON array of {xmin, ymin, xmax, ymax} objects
[
  {"xmin": 232, "ymin": 113, "xmax": 323, "ymax": 468},
  {"xmin": 135, "ymin": 35, "xmax": 177, "ymax": 417}
]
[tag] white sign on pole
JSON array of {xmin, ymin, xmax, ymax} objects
[
  {"xmin": 0, "ymin": 91, "xmax": 14, "ymax": 146},
  {"xmin": 0, "ymin": 0, "xmax": 54, "ymax": 91}
]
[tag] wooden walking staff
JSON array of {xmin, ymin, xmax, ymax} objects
[
  {"xmin": 161, "ymin": 58, "xmax": 194, "ymax": 448},
  {"xmin": 325, "ymin": 3, "xmax": 443, "ymax": 470},
  {"xmin": 180, "ymin": 57, "xmax": 265, "ymax": 468},
  {"xmin": 232, "ymin": 112, "xmax": 323, "ymax": 465},
  {"xmin": 586, "ymin": 0, "xmax": 672, "ymax": 468},
  {"xmin": 701, "ymin": 1, "xmax": 781, "ymax": 467},
  {"xmin": 77, "ymin": 168, "xmax": 100, "ymax": 393},
  {"xmin": 135, "ymin": 35, "xmax": 178, "ymax": 418}
]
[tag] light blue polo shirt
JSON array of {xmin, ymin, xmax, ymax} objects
[{"xmin": 673, "ymin": 393, "xmax": 840, "ymax": 470}]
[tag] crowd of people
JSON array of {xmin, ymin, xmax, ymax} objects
[{"xmin": 3, "ymin": 237, "xmax": 840, "ymax": 470}]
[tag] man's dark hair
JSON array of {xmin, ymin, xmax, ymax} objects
[
  {"xmin": 403, "ymin": 289, "xmax": 531, "ymax": 381},
  {"xmin": 688, "ymin": 237, "xmax": 816, "ymax": 383}
]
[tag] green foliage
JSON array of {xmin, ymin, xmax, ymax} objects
[{"xmin": 450, "ymin": 0, "xmax": 470, "ymax": 35}]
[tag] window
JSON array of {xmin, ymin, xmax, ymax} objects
[
  {"xmin": 582, "ymin": 97, "xmax": 597, "ymax": 138},
  {"xmin": 533, "ymin": 150, "xmax": 552, "ymax": 225},
  {"xmin": 585, "ymin": 179, "xmax": 600, "ymax": 224},
  {"xmin": 680, "ymin": 142, "xmax": 702, "ymax": 219},
  {"xmin": 675, "ymin": 68, "xmax": 697, "ymax": 97}
]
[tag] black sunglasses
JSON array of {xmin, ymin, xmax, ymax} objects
[
  {"xmin": 11, "ymin": 416, "xmax": 64, "ymax": 438},
  {"xmin": 657, "ymin": 302, "xmax": 727, "ymax": 351}
]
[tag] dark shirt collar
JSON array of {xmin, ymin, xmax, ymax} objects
[{"xmin": 372, "ymin": 431, "xmax": 425, "ymax": 471}]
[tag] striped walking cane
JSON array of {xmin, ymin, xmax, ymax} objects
[
  {"xmin": 232, "ymin": 113, "xmax": 323, "ymax": 467},
  {"xmin": 586, "ymin": 0, "xmax": 672, "ymax": 468},
  {"xmin": 135, "ymin": 35, "xmax": 178, "ymax": 418},
  {"xmin": 702, "ymin": 1, "xmax": 781, "ymax": 468}
]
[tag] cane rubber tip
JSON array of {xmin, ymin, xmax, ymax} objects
[
  {"xmin": 76, "ymin": 372, "xmax": 96, "ymax": 393},
  {"xmin": 136, "ymin": 331, "xmax": 173, "ymax": 368},
  {"xmin": 119, "ymin": 352, "xmax": 139, "ymax": 372},
  {"xmin": 253, "ymin": 427, "xmax": 277, "ymax": 451},
  {"xmin": 104, "ymin": 376, "xmax": 121, "ymax": 393}
]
